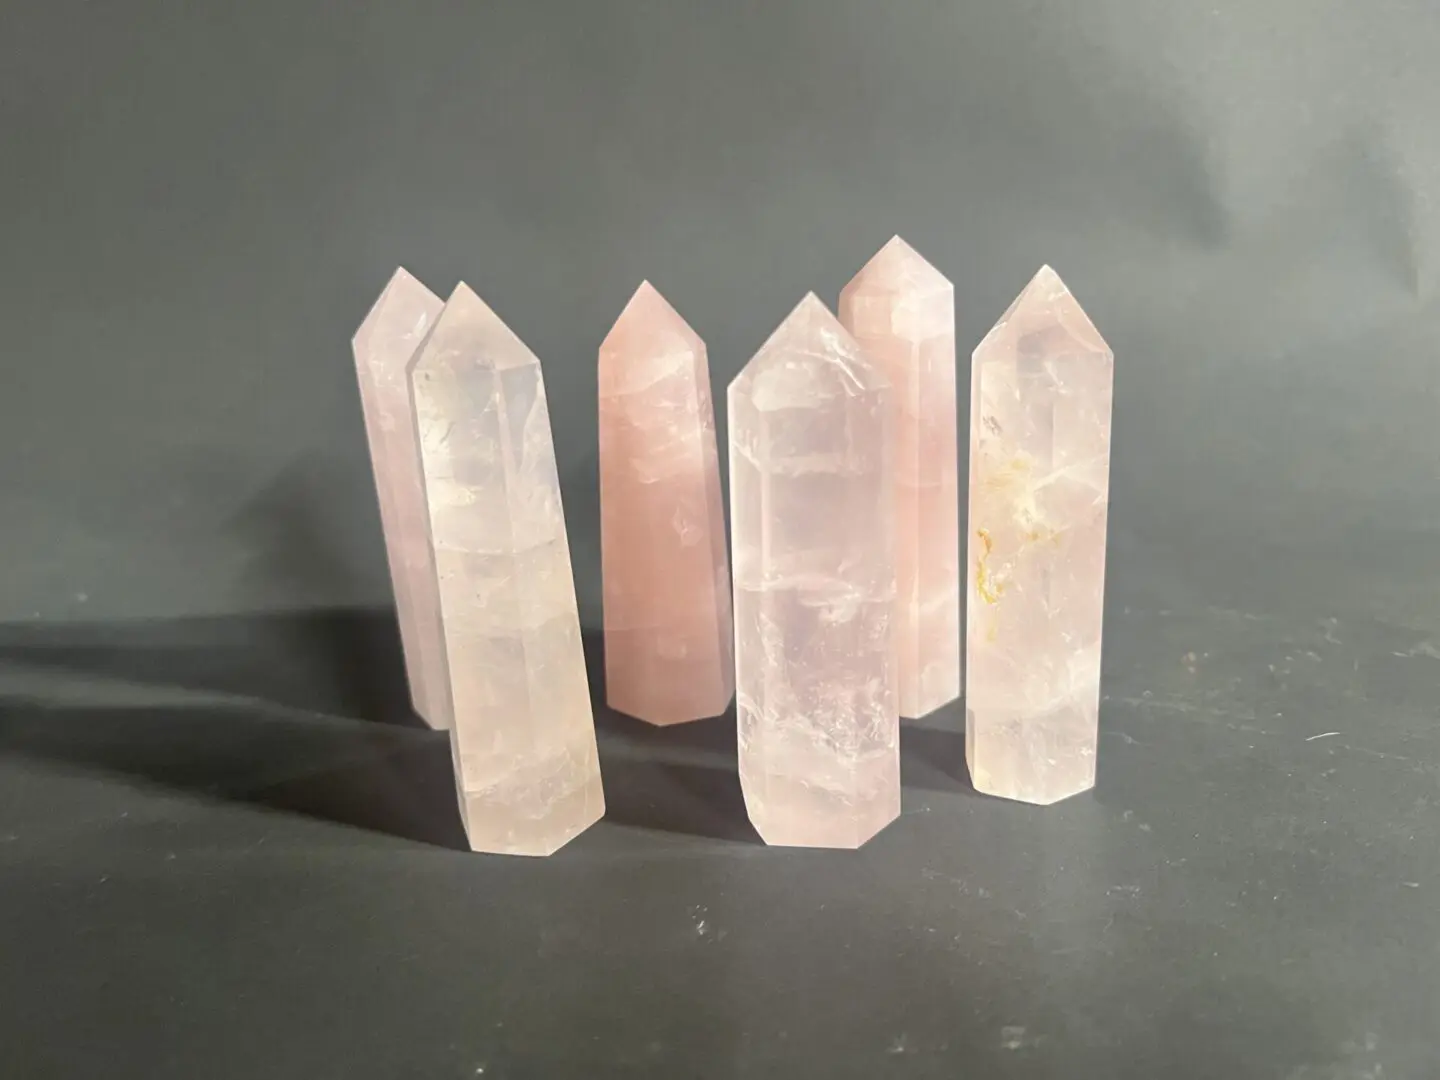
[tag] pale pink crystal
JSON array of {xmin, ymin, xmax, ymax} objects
[
  {"xmin": 409, "ymin": 283, "xmax": 604, "ymax": 855},
  {"xmin": 351, "ymin": 268, "xmax": 451, "ymax": 728},
  {"xmin": 966, "ymin": 266, "xmax": 1113, "ymax": 804},
  {"xmin": 729, "ymin": 294, "xmax": 899, "ymax": 848},
  {"xmin": 598, "ymin": 283, "xmax": 734, "ymax": 725},
  {"xmin": 840, "ymin": 237, "xmax": 961, "ymax": 719}
]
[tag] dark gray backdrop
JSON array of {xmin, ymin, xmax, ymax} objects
[{"xmin": 2, "ymin": 2, "xmax": 1438, "ymax": 1078}]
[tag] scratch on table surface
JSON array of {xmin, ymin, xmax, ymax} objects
[
  {"xmin": 1001, "ymin": 1026, "xmax": 1042, "ymax": 1051},
  {"xmin": 1102, "ymin": 729, "xmax": 1141, "ymax": 746},
  {"xmin": 1344, "ymin": 745, "xmax": 1420, "ymax": 765},
  {"xmin": 1306, "ymin": 731, "xmax": 1341, "ymax": 741},
  {"xmin": 1109, "ymin": 694, "xmax": 1274, "ymax": 736},
  {"xmin": 1205, "ymin": 606, "xmax": 1268, "ymax": 623},
  {"xmin": 1109, "ymin": 695, "xmax": 1251, "ymax": 720},
  {"xmin": 1393, "ymin": 640, "xmax": 1440, "ymax": 660},
  {"xmin": 886, "ymin": 1034, "xmax": 913, "ymax": 1055},
  {"xmin": 921, "ymin": 867, "xmax": 967, "ymax": 888}
]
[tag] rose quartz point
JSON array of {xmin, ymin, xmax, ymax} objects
[
  {"xmin": 966, "ymin": 266, "xmax": 1113, "ymax": 805},
  {"xmin": 598, "ymin": 283, "xmax": 734, "ymax": 726},
  {"xmin": 351, "ymin": 268, "xmax": 451, "ymax": 728},
  {"xmin": 409, "ymin": 283, "xmax": 605, "ymax": 855},
  {"xmin": 840, "ymin": 237, "xmax": 961, "ymax": 720},
  {"xmin": 729, "ymin": 294, "xmax": 900, "ymax": 848}
]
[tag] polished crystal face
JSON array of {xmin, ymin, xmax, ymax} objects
[
  {"xmin": 598, "ymin": 282, "xmax": 734, "ymax": 726},
  {"xmin": 729, "ymin": 294, "xmax": 900, "ymax": 849},
  {"xmin": 410, "ymin": 284, "xmax": 604, "ymax": 855},
  {"xmin": 351, "ymin": 268, "xmax": 450, "ymax": 728},
  {"xmin": 840, "ymin": 237, "xmax": 961, "ymax": 720},
  {"xmin": 966, "ymin": 266, "xmax": 1113, "ymax": 805}
]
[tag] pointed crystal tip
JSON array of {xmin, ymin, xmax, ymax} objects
[
  {"xmin": 731, "ymin": 293, "xmax": 887, "ymax": 409},
  {"xmin": 352, "ymin": 267, "xmax": 441, "ymax": 348},
  {"xmin": 409, "ymin": 282, "xmax": 537, "ymax": 375},
  {"xmin": 844, "ymin": 236, "xmax": 951, "ymax": 298},
  {"xmin": 446, "ymin": 280, "xmax": 487, "ymax": 312},
  {"xmin": 623, "ymin": 280, "xmax": 666, "ymax": 315},
  {"xmin": 1027, "ymin": 264, "xmax": 1065, "ymax": 298},
  {"xmin": 774, "ymin": 292, "xmax": 853, "ymax": 344},
  {"xmin": 979, "ymin": 265, "xmax": 1110, "ymax": 358},
  {"xmin": 760, "ymin": 293, "xmax": 856, "ymax": 355},
  {"xmin": 1016, "ymin": 264, "xmax": 1070, "ymax": 304},
  {"xmin": 601, "ymin": 280, "xmax": 701, "ymax": 357}
]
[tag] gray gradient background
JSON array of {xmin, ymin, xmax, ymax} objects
[{"xmin": 3, "ymin": 2, "xmax": 1439, "ymax": 1078}]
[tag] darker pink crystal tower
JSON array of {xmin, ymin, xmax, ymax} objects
[
  {"xmin": 840, "ymin": 238, "xmax": 961, "ymax": 720},
  {"xmin": 598, "ymin": 283, "xmax": 734, "ymax": 725},
  {"xmin": 966, "ymin": 266, "xmax": 1113, "ymax": 805}
]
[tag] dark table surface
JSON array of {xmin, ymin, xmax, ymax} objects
[{"xmin": 2, "ymin": 604, "xmax": 1435, "ymax": 1078}]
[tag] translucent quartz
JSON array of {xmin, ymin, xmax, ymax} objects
[
  {"xmin": 966, "ymin": 266, "xmax": 1113, "ymax": 805},
  {"xmin": 351, "ymin": 268, "xmax": 450, "ymax": 727},
  {"xmin": 840, "ymin": 237, "xmax": 961, "ymax": 719},
  {"xmin": 409, "ymin": 283, "xmax": 604, "ymax": 854},
  {"xmin": 598, "ymin": 283, "xmax": 734, "ymax": 725},
  {"xmin": 729, "ymin": 294, "xmax": 899, "ymax": 848}
]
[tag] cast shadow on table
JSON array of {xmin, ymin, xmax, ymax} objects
[
  {"xmin": 580, "ymin": 631, "xmax": 982, "ymax": 839},
  {"xmin": 581, "ymin": 630, "xmax": 761, "ymax": 844},
  {"xmin": 899, "ymin": 715, "xmax": 979, "ymax": 797},
  {"xmin": 0, "ymin": 610, "xmax": 975, "ymax": 848},
  {"xmin": 0, "ymin": 607, "xmax": 453, "ymax": 849},
  {"xmin": 0, "ymin": 695, "xmax": 469, "ymax": 849},
  {"xmin": 0, "ymin": 609, "xmax": 423, "ymax": 727},
  {"xmin": 0, "ymin": 615, "xmax": 765, "ymax": 848}
]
